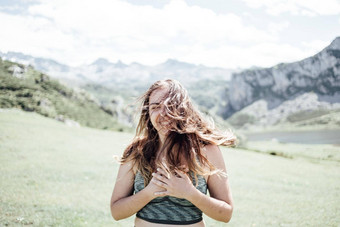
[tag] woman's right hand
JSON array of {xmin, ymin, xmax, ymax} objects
[{"xmin": 143, "ymin": 174, "xmax": 167, "ymax": 199}]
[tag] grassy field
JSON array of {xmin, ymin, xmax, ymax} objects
[
  {"xmin": 1, "ymin": 109, "xmax": 339, "ymax": 226},
  {"xmin": 241, "ymin": 140, "xmax": 340, "ymax": 164}
]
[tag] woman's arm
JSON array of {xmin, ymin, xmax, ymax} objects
[
  {"xmin": 110, "ymin": 161, "xmax": 165, "ymax": 220},
  {"xmin": 153, "ymin": 145, "xmax": 233, "ymax": 223},
  {"xmin": 189, "ymin": 144, "xmax": 233, "ymax": 222}
]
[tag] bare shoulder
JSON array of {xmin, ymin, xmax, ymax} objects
[
  {"xmin": 202, "ymin": 144, "xmax": 226, "ymax": 169},
  {"xmin": 114, "ymin": 159, "xmax": 136, "ymax": 190},
  {"xmin": 117, "ymin": 159, "xmax": 136, "ymax": 177},
  {"xmin": 111, "ymin": 159, "xmax": 136, "ymax": 203},
  {"xmin": 202, "ymin": 144, "xmax": 221, "ymax": 155}
]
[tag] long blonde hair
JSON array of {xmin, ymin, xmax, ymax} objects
[{"xmin": 121, "ymin": 79, "xmax": 236, "ymax": 185}]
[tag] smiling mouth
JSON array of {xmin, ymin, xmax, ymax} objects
[{"xmin": 156, "ymin": 119, "xmax": 175, "ymax": 136}]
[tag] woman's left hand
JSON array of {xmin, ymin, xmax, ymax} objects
[{"xmin": 152, "ymin": 167, "xmax": 196, "ymax": 199}]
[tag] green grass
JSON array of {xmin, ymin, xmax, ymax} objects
[
  {"xmin": 1, "ymin": 109, "xmax": 339, "ymax": 226},
  {"xmin": 241, "ymin": 140, "xmax": 340, "ymax": 163},
  {"xmin": 0, "ymin": 58, "xmax": 128, "ymax": 131}
]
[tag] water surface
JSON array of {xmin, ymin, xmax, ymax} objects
[{"xmin": 244, "ymin": 129, "xmax": 340, "ymax": 145}]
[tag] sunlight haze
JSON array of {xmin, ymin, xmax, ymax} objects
[{"xmin": 0, "ymin": 0, "xmax": 339, "ymax": 68}]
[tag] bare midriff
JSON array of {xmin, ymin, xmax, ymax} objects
[{"xmin": 134, "ymin": 217, "xmax": 206, "ymax": 227}]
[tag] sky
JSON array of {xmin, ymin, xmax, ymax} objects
[{"xmin": 0, "ymin": 0, "xmax": 339, "ymax": 69}]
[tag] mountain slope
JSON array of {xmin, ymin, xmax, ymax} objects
[
  {"xmin": 0, "ymin": 58, "xmax": 127, "ymax": 131},
  {"xmin": 221, "ymin": 37, "xmax": 340, "ymax": 121}
]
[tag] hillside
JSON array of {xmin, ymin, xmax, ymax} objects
[
  {"xmin": 0, "ymin": 51, "xmax": 235, "ymax": 127},
  {"xmin": 222, "ymin": 37, "xmax": 340, "ymax": 130},
  {"xmin": 222, "ymin": 37, "xmax": 340, "ymax": 120},
  {"xmin": 228, "ymin": 92, "xmax": 340, "ymax": 131},
  {"xmin": 0, "ymin": 58, "xmax": 128, "ymax": 131}
]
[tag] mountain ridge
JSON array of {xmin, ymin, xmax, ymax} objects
[
  {"xmin": 0, "ymin": 51, "xmax": 237, "ymax": 85},
  {"xmin": 222, "ymin": 37, "xmax": 340, "ymax": 117},
  {"xmin": 1, "ymin": 37, "xmax": 339, "ymax": 131},
  {"xmin": 222, "ymin": 37, "xmax": 340, "ymax": 130}
]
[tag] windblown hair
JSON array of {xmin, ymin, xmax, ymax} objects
[{"xmin": 121, "ymin": 79, "xmax": 236, "ymax": 185}]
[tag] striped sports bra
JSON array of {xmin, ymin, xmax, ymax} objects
[{"xmin": 134, "ymin": 170, "xmax": 207, "ymax": 225}]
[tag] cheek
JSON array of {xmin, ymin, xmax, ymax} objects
[{"xmin": 150, "ymin": 112, "xmax": 159, "ymax": 127}]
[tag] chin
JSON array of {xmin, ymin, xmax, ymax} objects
[{"xmin": 158, "ymin": 129, "xmax": 169, "ymax": 136}]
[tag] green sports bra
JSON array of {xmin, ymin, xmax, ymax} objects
[{"xmin": 134, "ymin": 170, "xmax": 207, "ymax": 225}]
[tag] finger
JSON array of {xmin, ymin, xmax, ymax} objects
[
  {"xmin": 152, "ymin": 178, "xmax": 168, "ymax": 188},
  {"xmin": 152, "ymin": 172, "xmax": 170, "ymax": 184},
  {"xmin": 175, "ymin": 169, "xmax": 187, "ymax": 178},
  {"xmin": 156, "ymin": 167, "xmax": 167, "ymax": 175},
  {"xmin": 178, "ymin": 165, "xmax": 189, "ymax": 172},
  {"xmin": 157, "ymin": 168, "xmax": 170, "ymax": 179},
  {"xmin": 180, "ymin": 167, "xmax": 189, "ymax": 172}
]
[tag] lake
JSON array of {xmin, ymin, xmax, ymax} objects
[{"xmin": 244, "ymin": 129, "xmax": 340, "ymax": 145}]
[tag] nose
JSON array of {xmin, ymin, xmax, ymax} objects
[
  {"xmin": 160, "ymin": 105, "xmax": 166, "ymax": 116},
  {"xmin": 155, "ymin": 106, "xmax": 170, "ymax": 124}
]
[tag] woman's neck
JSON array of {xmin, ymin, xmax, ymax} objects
[{"xmin": 158, "ymin": 133, "xmax": 166, "ymax": 147}]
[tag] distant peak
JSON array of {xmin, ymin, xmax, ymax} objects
[
  {"xmin": 327, "ymin": 37, "xmax": 340, "ymax": 50},
  {"xmin": 130, "ymin": 61, "xmax": 142, "ymax": 66},
  {"xmin": 162, "ymin": 58, "xmax": 196, "ymax": 68},
  {"xmin": 165, "ymin": 58, "xmax": 180, "ymax": 63},
  {"xmin": 115, "ymin": 60, "xmax": 127, "ymax": 67},
  {"xmin": 92, "ymin": 58, "xmax": 111, "ymax": 65},
  {"xmin": 91, "ymin": 58, "xmax": 127, "ymax": 68}
]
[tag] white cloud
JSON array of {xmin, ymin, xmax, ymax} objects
[
  {"xmin": 0, "ymin": 12, "xmax": 75, "ymax": 54},
  {"xmin": 184, "ymin": 42, "xmax": 315, "ymax": 69},
  {"xmin": 0, "ymin": 0, "xmax": 279, "ymax": 67},
  {"xmin": 27, "ymin": 0, "xmax": 274, "ymax": 43},
  {"xmin": 267, "ymin": 21, "xmax": 290, "ymax": 34},
  {"xmin": 242, "ymin": 0, "xmax": 340, "ymax": 16},
  {"xmin": 0, "ymin": 0, "xmax": 332, "ymax": 69}
]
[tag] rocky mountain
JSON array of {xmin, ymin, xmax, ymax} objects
[
  {"xmin": 228, "ymin": 92, "xmax": 340, "ymax": 130},
  {"xmin": 221, "ymin": 37, "xmax": 340, "ymax": 128}
]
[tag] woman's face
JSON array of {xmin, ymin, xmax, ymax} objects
[{"xmin": 149, "ymin": 87, "xmax": 170, "ymax": 136}]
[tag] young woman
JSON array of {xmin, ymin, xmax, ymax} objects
[{"xmin": 110, "ymin": 79, "xmax": 236, "ymax": 226}]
